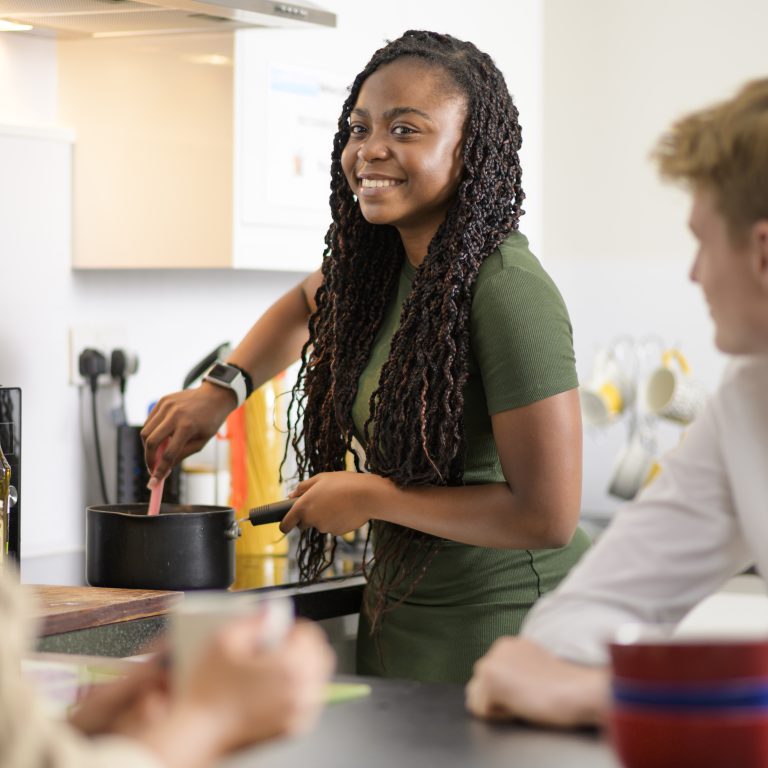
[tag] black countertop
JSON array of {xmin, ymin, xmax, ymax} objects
[{"xmin": 223, "ymin": 675, "xmax": 620, "ymax": 768}]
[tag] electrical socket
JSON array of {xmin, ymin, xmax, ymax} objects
[{"xmin": 68, "ymin": 326, "xmax": 130, "ymax": 387}]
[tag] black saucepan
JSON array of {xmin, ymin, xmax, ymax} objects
[{"xmin": 86, "ymin": 499, "xmax": 295, "ymax": 591}]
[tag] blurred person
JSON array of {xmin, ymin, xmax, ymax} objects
[
  {"xmin": 0, "ymin": 566, "xmax": 334, "ymax": 768},
  {"xmin": 466, "ymin": 78, "xmax": 768, "ymax": 726}
]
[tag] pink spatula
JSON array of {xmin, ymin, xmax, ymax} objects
[{"xmin": 147, "ymin": 439, "xmax": 168, "ymax": 517}]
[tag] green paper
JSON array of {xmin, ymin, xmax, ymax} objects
[{"xmin": 325, "ymin": 682, "xmax": 372, "ymax": 704}]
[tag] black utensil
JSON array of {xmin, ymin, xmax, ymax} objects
[
  {"xmin": 247, "ymin": 498, "xmax": 296, "ymax": 526},
  {"xmin": 224, "ymin": 498, "xmax": 297, "ymax": 541}
]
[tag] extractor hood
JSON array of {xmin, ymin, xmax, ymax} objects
[{"xmin": 0, "ymin": 0, "xmax": 336, "ymax": 38}]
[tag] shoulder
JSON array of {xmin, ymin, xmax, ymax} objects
[
  {"xmin": 468, "ymin": 232, "xmax": 578, "ymax": 411},
  {"xmin": 718, "ymin": 354, "xmax": 768, "ymax": 392},
  {"xmin": 473, "ymin": 231, "xmax": 568, "ymax": 308},
  {"xmin": 713, "ymin": 354, "xmax": 768, "ymax": 428},
  {"xmin": 471, "ymin": 231, "xmax": 572, "ymax": 330}
]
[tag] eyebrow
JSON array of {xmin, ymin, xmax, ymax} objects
[{"xmin": 351, "ymin": 106, "xmax": 433, "ymax": 122}]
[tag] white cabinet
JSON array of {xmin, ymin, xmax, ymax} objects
[{"xmin": 233, "ymin": 29, "xmax": 347, "ymax": 271}]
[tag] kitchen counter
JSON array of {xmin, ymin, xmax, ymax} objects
[
  {"xmin": 224, "ymin": 675, "xmax": 619, "ymax": 768},
  {"xmin": 23, "ymin": 550, "xmax": 365, "ymax": 658},
  {"xmin": 25, "ymin": 584, "xmax": 184, "ymax": 657}
]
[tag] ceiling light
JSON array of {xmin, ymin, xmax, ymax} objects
[{"xmin": 0, "ymin": 19, "xmax": 33, "ymax": 32}]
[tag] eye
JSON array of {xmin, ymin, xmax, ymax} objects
[
  {"xmin": 348, "ymin": 123, "xmax": 367, "ymax": 136},
  {"xmin": 392, "ymin": 125, "xmax": 416, "ymax": 136}
]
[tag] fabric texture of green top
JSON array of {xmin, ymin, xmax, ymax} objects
[{"xmin": 352, "ymin": 231, "xmax": 590, "ymax": 684}]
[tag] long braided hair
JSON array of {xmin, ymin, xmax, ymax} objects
[{"xmin": 285, "ymin": 30, "xmax": 525, "ymax": 635}]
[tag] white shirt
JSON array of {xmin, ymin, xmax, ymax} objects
[{"xmin": 522, "ymin": 354, "xmax": 768, "ymax": 665}]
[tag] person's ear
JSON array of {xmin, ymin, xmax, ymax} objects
[{"xmin": 750, "ymin": 220, "xmax": 768, "ymax": 292}]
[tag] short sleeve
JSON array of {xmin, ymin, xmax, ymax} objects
[{"xmin": 471, "ymin": 266, "xmax": 578, "ymax": 414}]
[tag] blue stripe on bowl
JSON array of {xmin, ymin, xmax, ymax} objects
[{"xmin": 613, "ymin": 678, "xmax": 768, "ymax": 711}]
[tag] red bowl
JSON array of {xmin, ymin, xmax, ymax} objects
[
  {"xmin": 610, "ymin": 707, "xmax": 768, "ymax": 768},
  {"xmin": 609, "ymin": 638, "xmax": 768, "ymax": 684}
]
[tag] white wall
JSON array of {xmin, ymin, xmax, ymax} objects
[
  {"xmin": 0, "ymin": 33, "xmax": 57, "ymax": 124},
  {"xmin": 542, "ymin": 0, "xmax": 768, "ymax": 515},
  {"xmin": 0, "ymin": 2, "xmax": 543, "ymax": 561}
]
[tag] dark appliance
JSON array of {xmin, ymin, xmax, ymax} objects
[
  {"xmin": 116, "ymin": 424, "xmax": 181, "ymax": 504},
  {"xmin": 0, "ymin": 387, "xmax": 21, "ymax": 562}
]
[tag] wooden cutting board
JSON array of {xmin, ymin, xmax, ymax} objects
[{"xmin": 24, "ymin": 585, "xmax": 183, "ymax": 636}]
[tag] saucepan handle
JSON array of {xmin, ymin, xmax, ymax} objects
[{"xmin": 247, "ymin": 498, "xmax": 295, "ymax": 526}]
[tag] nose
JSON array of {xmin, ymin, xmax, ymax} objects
[
  {"xmin": 689, "ymin": 252, "xmax": 701, "ymax": 283},
  {"xmin": 357, "ymin": 131, "xmax": 390, "ymax": 163}
]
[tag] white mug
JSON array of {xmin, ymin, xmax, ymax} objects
[
  {"xmin": 608, "ymin": 431, "xmax": 658, "ymax": 501},
  {"xmin": 644, "ymin": 349, "xmax": 706, "ymax": 425},
  {"xmin": 580, "ymin": 349, "xmax": 634, "ymax": 427},
  {"xmin": 169, "ymin": 592, "xmax": 294, "ymax": 693}
]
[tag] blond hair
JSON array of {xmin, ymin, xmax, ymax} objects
[{"xmin": 653, "ymin": 79, "xmax": 768, "ymax": 243}]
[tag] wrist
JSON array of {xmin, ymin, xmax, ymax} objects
[
  {"xmin": 200, "ymin": 379, "xmax": 239, "ymax": 409},
  {"xmin": 368, "ymin": 474, "xmax": 402, "ymax": 524},
  {"xmin": 558, "ymin": 665, "xmax": 611, "ymax": 726},
  {"xmin": 137, "ymin": 703, "xmax": 227, "ymax": 768}
]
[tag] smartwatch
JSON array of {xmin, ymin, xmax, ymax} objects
[{"xmin": 202, "ymin": 362, "xmax": 253, "ymax": 408}]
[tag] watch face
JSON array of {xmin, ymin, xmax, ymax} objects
[{"xmin": 208, "ymin": 363, "xmax": 238, "ymax": 384}]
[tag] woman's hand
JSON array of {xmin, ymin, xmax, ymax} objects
[
  {"xmin": 182, "ymin": 618, "xmax": 335, "ymax": 750},
  {"xmin": 465, "ymin": 636, "xmax": 610, "ymax": 728},
  {"xmin": 133, "ymin": 617, "xmax": 335, "ymax": 768},
  {"xmin": 141, "ymin": 383, "xmax": 237, "ymax": 484},
  {"xmin": 69, "ymin": 655, "xmax": 169, "ymax": 737},
  {"xmin": 281, "ymin": 472, "xmax": 395, "ymax": 536}
]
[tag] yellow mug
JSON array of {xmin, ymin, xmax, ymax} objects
[
  {"xmin": 644, "ymin": 349, "xmax": 705, "ymax": 425},
  {"xmin": 580, "ymin": 349, "xmax": 633, "ymax": 427}
]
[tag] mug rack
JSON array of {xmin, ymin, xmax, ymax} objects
[{"xmin": 580, "ymin": 336, "xmax": 705, "ymax": 501}]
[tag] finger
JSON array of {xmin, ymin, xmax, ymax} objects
[
  {"xmin": 464, "ymin": 677, "xmax": 487, "ymax": 717},
  {"xmin": 288, "ymin": 475, "xmax": 320, "ymax": 498},
  {"xmin": 149, "ymin": 434, "xmax": 179, "ymax": 485},
  {"xmin": 280, "ymin": 509, "xmax": 298, "ymax": 534},
  {"xmin": 143, "ymin": 428, "xmax": 172, "ymax": 481},
  {"xmin": 140, "ymin": 395, "xmax": 171, "ymax": 439},
  {"xmin": 148, "ymin": 429, "xmax": 206, "ymax": 487},
  {"xmin": 133, "ymin": 688, "xmax": 170, "ymax": 725}
]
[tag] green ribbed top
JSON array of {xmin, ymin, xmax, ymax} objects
[{"xmin": 352, "ymin": 231, "xmax": 589, "ymax": 684}]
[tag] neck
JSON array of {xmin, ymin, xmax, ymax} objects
[{"xmin": 399, "ymin": 228, "xmax": 435, "ymax": 268}]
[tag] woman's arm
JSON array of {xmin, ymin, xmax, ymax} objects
[
  {"xmin": 282, "ymin": 387, "xmax": 582, "ymax": 550},
  {"xmin": 142, "ymin": 270, "xmax": 322, "ymax": 482},
  {"xmin": 226, "ymin": 269, "xmax": 322, "ymax": 390}
]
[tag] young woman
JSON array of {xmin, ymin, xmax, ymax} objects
[{"xmin": 143, "ymin": 30, "xmax": 590, "ymax": 684}]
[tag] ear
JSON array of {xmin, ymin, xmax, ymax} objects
[{"xmin": 750, "ymin": 220, "xmax": 768, "ymax": 292}]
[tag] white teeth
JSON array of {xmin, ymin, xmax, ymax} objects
[{"xmin": 360, "ymin": 178, "xmax": 402, "ymax": 188}]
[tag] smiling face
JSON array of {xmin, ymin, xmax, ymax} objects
[
  {"xmin": 341, "ymin": 57, "xmax": 467, "ymax": 264},
  {"xmin": 688, "ymin": 187, "xmax": 768, "ymax": 354}
]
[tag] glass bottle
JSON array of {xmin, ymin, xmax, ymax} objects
[{"xmin": 0, "ymin": 443, "xmax": 10, "ymax": 565}]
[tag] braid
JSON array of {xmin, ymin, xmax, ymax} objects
[{"xmin": 284, "ymin": 30, "xmax": 525, "ymax": 636}]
